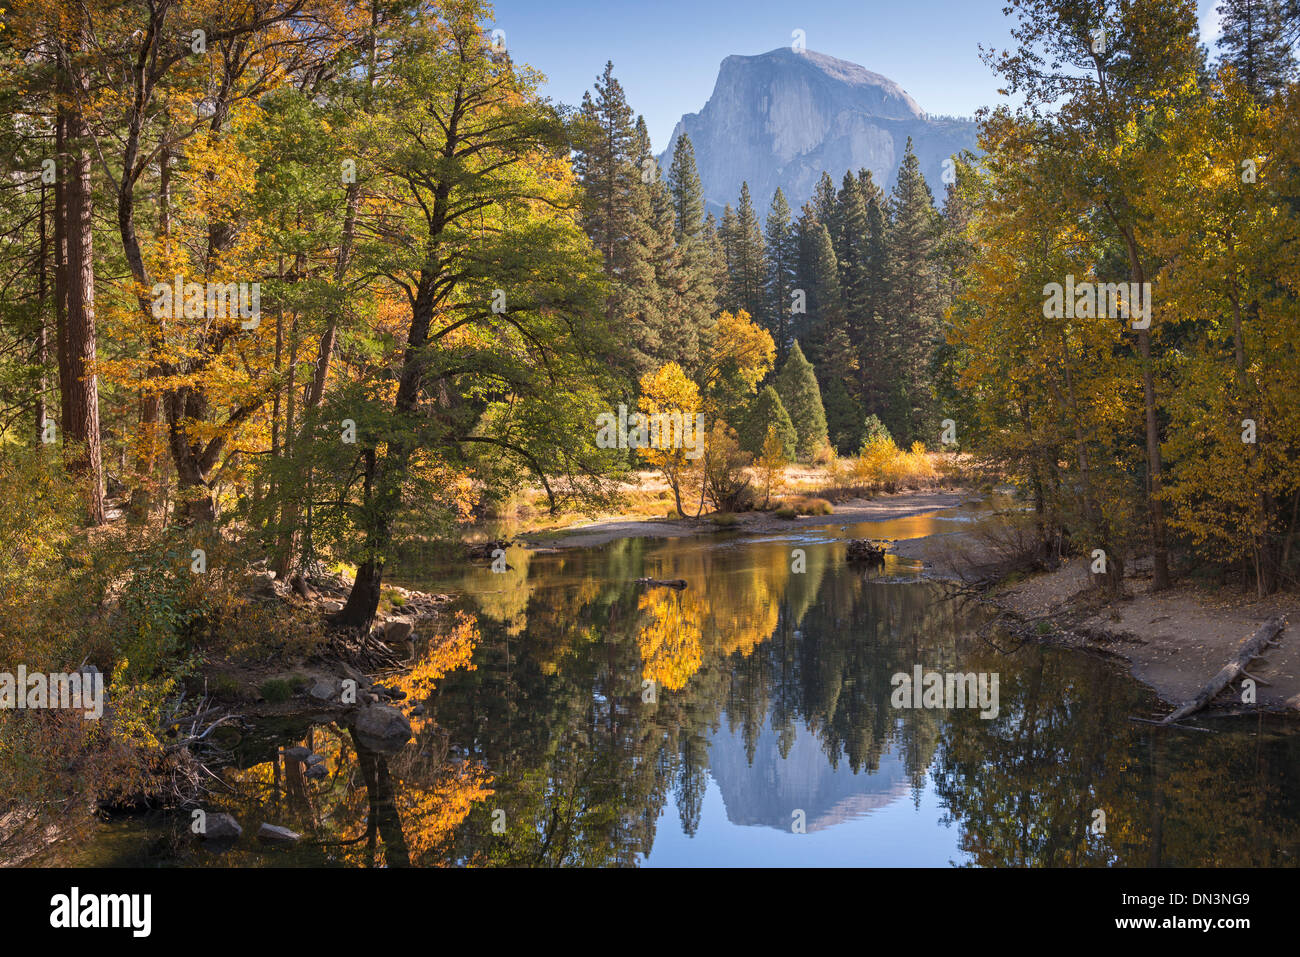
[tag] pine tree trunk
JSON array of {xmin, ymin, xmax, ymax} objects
[{"xmin": 56, "ymin": 58, "xmax": 105, "ymax": 525}]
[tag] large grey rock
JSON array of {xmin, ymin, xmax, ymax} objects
[
  {"xmin": 256, "ymin": 823, "xmax": 302, "ymax": 844},
  {"xmin": 199, "ymin": 812, "xmax": 242, "ymax": 842},
  {"xmin": 384, "ymin": 619, "xmax": 414, "ymax": 643},
  {"xmin": 308, "ymin": 680, "xmax": 337, "ymax": 702},
  {"xmin": 658, "ymin": 48, "xmax": 978, "ymax": 213},
  {"xmin": 353, "ymin": 704, "xmax": 412, "ymax": 755}
]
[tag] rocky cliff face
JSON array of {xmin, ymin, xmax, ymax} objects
[{"xmin": 660, "ymin": 48, "xmax": 977, "ymax": 212}]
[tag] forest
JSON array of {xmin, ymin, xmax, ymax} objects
[{"xmin": 0, "ymin": 0, "xmax": 1298, "ymax": 855}]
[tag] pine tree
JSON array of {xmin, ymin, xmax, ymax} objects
[
  {"xmin": 573, "ymin": 64, "xmax": 667, "ymax": 378},
  {"xmin": 812, "ymin": 172, "xmax": 839, "ymax": 238},
  {"xmin": 775, "ymin": 340, "xmax": 828, "ymax": 461},
  {"xmin": 717, "ymin": 203, "xmax": 739, "ymax": 313},
  {"xmin": 882, "ymin": 139, "xmax": 942, "ymax": 445},
  {"xmin": 763, "ymin": 188, "xmax": 798, "ymax": 365},
  {"xmin": 858, "ymin": 170, "xmax": 890, "ymax": 420},
  {"xmin": 740, "ymin": 385, "xmax": 797, "ymax": 459},
  {"xmin": 665, "ymin": 133, "xmax": 717, "ymax": 376},
  {"xmin": 725, "ymin": 183, "xmax": 766, "ymax": 327},
  {"xmin": 573, "ymin": 62, "xmax": 638, "ymax": 275},
  {"xmin": 1217, "ymin": 0, "xmax": 1296, "ymax": 98},
  {"xmin": 704, "ymin": 211, "xmax": 729, "ymax": 309}
]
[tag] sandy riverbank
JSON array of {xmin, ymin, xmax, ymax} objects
[{"xmin": 525, "ymin": 489, "xmax": 969, "ymax": 549}]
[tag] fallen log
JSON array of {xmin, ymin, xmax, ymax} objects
[
  {"xmin": 634, "ymin": 578, "xmax": 688, "ymax": 590},
  {"xmin": 1160, "ymin": 617, "xmax": 1286, "ymax": 725}
]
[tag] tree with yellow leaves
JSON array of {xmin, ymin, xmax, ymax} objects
[{"xmin": 637, "ymin": 361, "xmax": 704, "ymax": 518}]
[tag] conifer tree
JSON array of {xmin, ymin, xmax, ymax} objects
[
  {"xmin": 724, "ymin": 183, "xmax": 767, "ymax": 327},
  {"xmin": 574, "ymin": 65, "xmax": 667, "ymax": 377},
  {"xmin": 763, "ymin": 188, "xmax": 798, "ymax": 365},
  {"xmin": 741, "ymin": 384, "xmax": 797, "ymax": 460},
  {"xmin": 882, "ymin": 139, "xmax": 943, "ymax": 444},
  {"xmin": 665, "ymin": 133, "xmax": 717, "ymax": 375},
  {"xmin": 775, "ymin": 340, "xmax": 829, "ymax": 460},
  {"xmin": 1217, "ymin": 0, "xmax": 1296, "ymax": 98}
]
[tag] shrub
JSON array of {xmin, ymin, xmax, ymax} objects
[{"xmin": 259, "ymin": 678, "xmax": 294, "ymax": 702}]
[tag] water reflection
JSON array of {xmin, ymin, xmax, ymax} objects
[{"xmin": 72, "ymin": 513, "xmax": 1300, "ymax": 867}]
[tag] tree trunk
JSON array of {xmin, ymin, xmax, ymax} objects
[
  {"xmin": 56, "ymin": 57, "xmax": 105, "ymax": 525},
  {"xmin": 35, "ymin": 179, "xmax": 49, "ymax": 444}
]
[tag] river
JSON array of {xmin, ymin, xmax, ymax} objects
[{"xmin": 69, "ymin": 505, "xmax": 1300, "ymax": 867}]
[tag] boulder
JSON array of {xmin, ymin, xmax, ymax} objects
[
  {"xmin": 308, "ymin": 680, "xmax": 337, "ymax": 702},
  {"xmin": 199, "ymin": 812, "xmax": 242, "ymax": 842},
  {"xmin": 384, "ymin": 619, "xmax": 415, "ymax": 643},
  {"xmin": 256, "ymin": 823, "xmax": 302, "ymax": 844},
  {"xmin": 846, "ymin": 539, "xmax": 888, "ymax": 564},
  {"xmin": 353, "ymin": 704, "xmax": 412, "ymax": 755}
]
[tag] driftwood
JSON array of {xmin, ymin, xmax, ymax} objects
[
  {"xmin": 634, "ymin": 578, "xmax": 688, "ymax": 590},
  {"xmin": 1160, "ymin": 617, "xmax": 1285, "ymax": 725}
]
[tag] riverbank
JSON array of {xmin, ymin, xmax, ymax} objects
[
  {"xmin": 527, "ymin": 489, "xmax": 970, "ymax": 549},
  {"xmin": 988, "ymin": 558, "xmax": 1299, "ymax": 716},
  {"xmin": 529, "ymin": 487, "xmax": 1298, "ymax": 716},
  {"xmin": 888, "ymin": 516, "xmax": 1300, "ymax": 715}
]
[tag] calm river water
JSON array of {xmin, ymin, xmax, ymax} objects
[{"xmin": 71, "ymin": 506, "xmax": 1300, "ymax": 866}]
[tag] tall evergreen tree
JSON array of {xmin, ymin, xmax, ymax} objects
[
  {"xmin": 665, "ymin": 133, "xmax": 717, "ymax": 375},
  {"xmin": 812, "ymin": 171, "xmax": 839, "ymax": 236},
  {"xmin": 794, "ymin": 212, "xmax": 860, "ymax": 452},
  {"xmin": 882, "ymin": 139, "xmax": 943, "ymax": 445},
  {"xmin": 573, "ymin": 64, "xmax": 667, "ymax": 378},
  {"xmin": 725, "ymin": 183, "xmax": 767, "ymax": 325},
  {"xmin": 717, "ymin": 203, "xmax": 739, "ymax": 314},
  {"xmin": 1217, "ymin": 0, "xmax": 1296, "ymax": 98},
  {"xmin": 857, "ymin": 170, "xmax": 890, "ymax": 421},
  {"xmin": 704, "ymin": 211, "xmax": 729, "ymax": 309},
  {"xmin": 763, "ymin": 188, "xmax": 798, "ymax": 365},
  {"xmin": 775, "ymin": 340, "xmax": 829, "ymax": 461}
]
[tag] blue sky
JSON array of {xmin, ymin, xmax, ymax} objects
[{"xmin": 487, "ymin": 0, "xmax": 1226, "ymax": 152}]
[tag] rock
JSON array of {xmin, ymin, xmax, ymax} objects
[
  {"xmin": 657, "ymin": 47, "xmax": 977, "ymax": 216},
  {"xmin": 384, "ymin": 619, "xmax": 415, "ymax": 643},
  {"xmin": 282, "ymin": 745, "xmax": 310, "ymax": 762},
  {"xmin": 466, "ymin": 540, "xmax": 509, "ymax": 561},
  {"xmin": 256, "ymin": 822, "xmax": 302, "ymax": 844},
  {"xmin": 320, "ymin": 601, "xmax": 343, "ymax": 613},
  {"xmin": 846, "ymin": 539, "xmax": 887, "ymax": 564},
  {"xmin": 199, "ymin": 812, "xmax": 242, "ymax": 842},
  {"xmin": 251, "ymin": 571, "xmax": 278, "ymax": 596},
  {"xmin": 308, "ymin": 680, "xmax": 337, "ymax": 702},
  {"xmin": 353, "ymin": 704, "xmax": 412, "ymax": 755}
]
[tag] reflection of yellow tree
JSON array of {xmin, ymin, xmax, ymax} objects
[
  {"xmin": 393, "ymin": 611, "xmax": 480, "ymax": 735},
  {"xmin": 392, "ymin": 764, "xmax": 495, "ymax": 866},
  {"xmin": 636, "ymin": 590, "xmax": 704, "ymax": 691}
]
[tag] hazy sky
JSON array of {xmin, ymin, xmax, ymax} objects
[{"xmin": 487, "ymin": 0, "xmax": 1227, "ymax": 152}]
